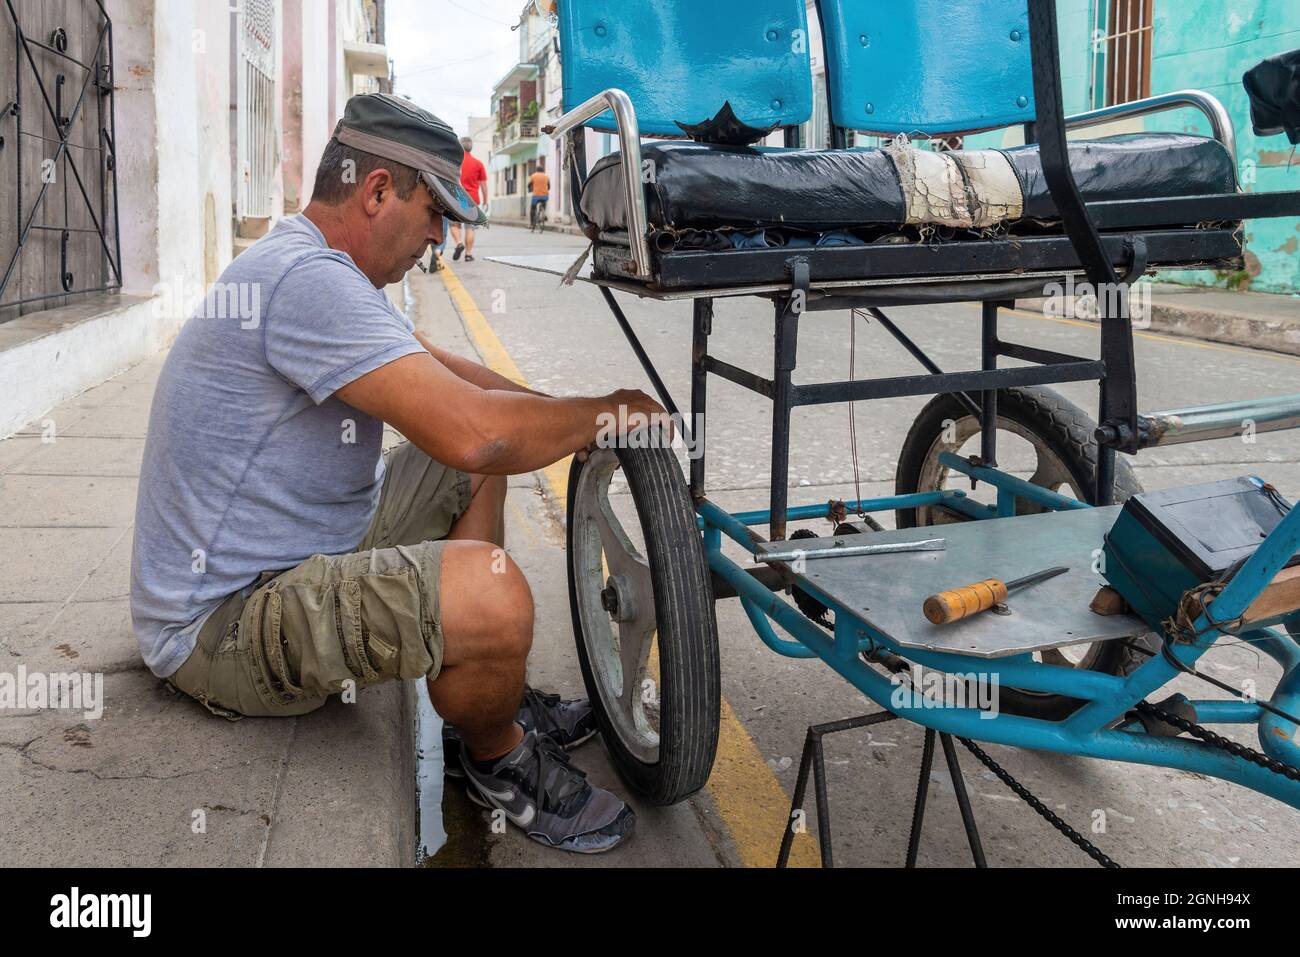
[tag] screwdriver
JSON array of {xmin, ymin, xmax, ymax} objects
[{"xmin": 923, "ymin": 565, "xmax": 1070, "ymax": 625}]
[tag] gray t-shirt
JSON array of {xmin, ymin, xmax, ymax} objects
[{"xmin": 130, "ymin": 214, "xmax": 426, "ymax": 677}]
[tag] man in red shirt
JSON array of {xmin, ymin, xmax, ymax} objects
[{"xmin": 450, "ymin": 136, "xmax": 489, "ymax": 262}]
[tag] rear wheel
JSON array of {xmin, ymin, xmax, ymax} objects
[
  {"xmin": 566, "ymin": 446, "xmax": 720, "ymax": 804},
  {"xmin": 894, "ymin": 386, "xmax": 1150, "ymax": 720}
]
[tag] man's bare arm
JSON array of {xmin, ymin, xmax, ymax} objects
[
  {"xmin": 414, "ymin": 330, "xmax": 549, "ymax": 397},
  {"xmin": 335, "ymin": 351, "xmax": 661, "ymax": 475}
]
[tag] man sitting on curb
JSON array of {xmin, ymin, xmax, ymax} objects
[{"xmin": 130, "ymin": 94, "xmax": 665, "ymax": 854}]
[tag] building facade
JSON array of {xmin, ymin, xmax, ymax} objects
[{"xmin": 0, "ymin": 0, "xmax": 389, "ymax": 438}]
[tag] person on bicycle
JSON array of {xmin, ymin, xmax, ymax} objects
[{"xmin": 528, "ymin": 159, "xmax": 550, "ymax": 231}]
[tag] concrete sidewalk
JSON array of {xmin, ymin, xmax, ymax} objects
[
  {"xmin": 0, "ymin": 291, "xmax": 420, "ymax": 867},
  {"xmin": 1017, "ymin": 280, "xmax": 1300, "ymax": 356}
]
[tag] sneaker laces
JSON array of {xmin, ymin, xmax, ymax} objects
[
  {"xmin": 521, "ymin": 686, "xmax": 566, "ymax": 738},
  {"xmin": 521, "ymin": 732, "xmax": 591, "ymax": 817}
]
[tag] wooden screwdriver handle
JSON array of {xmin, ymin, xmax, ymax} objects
[{"xmin": 923, "ymin": 578, "xmax": 1009, "ymax": 625}]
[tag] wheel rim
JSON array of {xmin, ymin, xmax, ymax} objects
[
  {"xmin": 913, "ymin": 413, "xmax": 1105, "ymax": 677},
  {"xmin": 571, "ymin": 449, "xmax": 660, "ymax": 763}
]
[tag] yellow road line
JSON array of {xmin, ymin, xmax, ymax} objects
[{"xmin": 435, "ymin": 262, "xmax": 820, "ymax": 868}]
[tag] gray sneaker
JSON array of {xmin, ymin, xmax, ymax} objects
[
  {"xmin": 444, "ymin": 685, "xmax": 595, "ymax": 779},
  {"xmin": 461, "ymin": 729, "xmax": 635, "ymax": 853},
  {"xmin": 518, "ymin": 686, "xmax": 597, "ymax": 748}
]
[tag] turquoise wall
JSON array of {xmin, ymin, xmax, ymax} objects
[
  {"xmin": 962, "ymin": 0, "xmax": 1300, "ymax": 293},
  {"xmin": 1140, "ymin": 0, "xmax": 1300, "ymax": 293}
]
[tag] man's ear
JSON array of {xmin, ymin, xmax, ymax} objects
[{"xmin": 361, "ymin": 168, "xmax": 394, "ymax": 216}]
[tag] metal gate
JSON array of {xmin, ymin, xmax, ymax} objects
[
  {"xmin": 0, "ymin": 0, "xmax": 121, "ymax": 323},
  {"xmin": 237, "ymin": 0, "xmax": 276, "ymax": 220}
]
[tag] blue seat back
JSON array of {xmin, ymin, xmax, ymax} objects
[
  {"xmin": 818, "ymin": 0, "xmax": 1035, "ymax": 135},
  {"xmin": 557, "ymin": 0, "xmax": 814, "ymax": 137}
]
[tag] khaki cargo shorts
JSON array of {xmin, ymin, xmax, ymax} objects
[{"xmin": 168, "ymin": 441, "xmax": 472, "ymax": 719}]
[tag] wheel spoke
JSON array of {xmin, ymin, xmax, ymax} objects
[
  {"xmin": 618, "ymin": 616, "xmax": 656, "ymax": 705},
  {"xmin": 591, "ymin": 483, "xmax": 651, "ymax": 592},
  {"xmin": 585, "ymin": 462, "xmax": 657, "ymax": 711}
]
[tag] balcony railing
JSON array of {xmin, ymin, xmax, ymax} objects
[{"xmin": 492, "ymin": 116, "xmax": 539, "ymax": 152}]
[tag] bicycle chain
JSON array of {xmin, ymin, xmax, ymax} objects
[
  {"xmin": 957, "ymin": 736, "xmax": 1120, "ymax": 868},
  {"xmin": 1134, "ymin": 700, "xmax": 1300, "ymax": 782}
]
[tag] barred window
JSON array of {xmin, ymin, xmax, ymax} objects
[
  {"xmin": 1090, "ymin": 0, "xmax": 1154, "ymax": 108},
  {"xmin": 0, "ymin": 3, "xmax": 122, "ymax": 322}
]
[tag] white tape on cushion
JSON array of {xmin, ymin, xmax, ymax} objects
[
  {"xmin": 886, "ymin": 140, "xmax": 971, "ymax": 227},
  {"xmin": 885, "ymin": 143, "xmax": 1026, "ymax": 229},
  {"xmin": 952, "ymin": 150, "xmax": 1025, "ymax": 227}
]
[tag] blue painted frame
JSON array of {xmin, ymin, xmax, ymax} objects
[{"xmin": 696, "ymin": 461, "xmax": 1300, "ymax": 810}]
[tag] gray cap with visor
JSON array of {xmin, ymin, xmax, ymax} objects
[{"xmin": 333, "ymin": 93, "xmax": 488, "ymax": 227}]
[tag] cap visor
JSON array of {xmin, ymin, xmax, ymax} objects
[{"xmin": 423, "ymin": 172, "xmax": 488, "ymax": 226}]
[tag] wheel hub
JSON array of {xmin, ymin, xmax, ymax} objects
[{"xmin": 600, "ymin": 575, "xmax": 637, "ymax": 622}]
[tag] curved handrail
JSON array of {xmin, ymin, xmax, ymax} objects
[
  {"xmin": 544, "ymin": 88, "xmax": 652, "ymax": 279},
  {"xmin": 1066, "ymin": 89, "xmax": 1237, "ymax": 178}
]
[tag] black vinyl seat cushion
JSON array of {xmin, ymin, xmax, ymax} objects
[{"xmin": 580, "ymin": 133, "xmax": 1237, "ymax": 234}]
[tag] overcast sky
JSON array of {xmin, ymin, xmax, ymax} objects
[{"xmin": 386, "ymin": 0, "xmax": 531, "ymax": 135}]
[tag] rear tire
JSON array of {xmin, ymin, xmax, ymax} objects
[
  {"xmin": 894, "ymin": 386, "xmax": 1150, "ymax": 720},
  {"xmin": 567, "ymin": 445, "xmax": 720, "ymax": 804}
]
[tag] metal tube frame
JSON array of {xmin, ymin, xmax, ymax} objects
[
  {"xmin": 1064, "ymin": 89, "xmax": 1237, "ymax": 177},
  {"xmin": 543, "ymin": 88, "xmax": 652, "ymax": 278}
]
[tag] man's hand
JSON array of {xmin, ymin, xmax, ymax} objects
[{"xmin": 577, "ymin": 389, "xmax": 672, "ymax": 462}]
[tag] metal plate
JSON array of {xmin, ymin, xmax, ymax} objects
[{"xmin": 757, "ymin": 506, "xmax": 1153, "ymax": 659}]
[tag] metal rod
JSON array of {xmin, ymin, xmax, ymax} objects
[
  {"xmin": 0, "ymin": 281, "xmax": 120, "ymax": 310},
  {"xmin": 940, "ymin": 733, "xmax": 988, "ymax": 867},
  {"xmin": 105, "ymin": 9, "xmax": 123, "ymax": 288},
  {"xmin": 791, "ymin": 360, "xmax": 1106, "ymax": 406},
  {"xmin": 700, "ymin": 354, "xmax": 773, "ymax": 399},
  {"xmin": 811, "ymin": 733, "xmax": 833, "ymax": 868},
  {"xmin": 868, "ymin": 307, "xmax": 982, "ymax": 419},
  {"xmin": 777, "ymin": 712, "xmax": 899, "ymax": 868},
  {"xmin": 757, "ymin": 538, "xmax": 946, "ymax": 564},
  {"xmin": 770, "ymin": 293, "xmax": 797, "ymax": 541},
  {"xmin": 1065, "ymin": 89, "xmax": 1237, "ymax": 176},
  {"xmin": 906, "ymin": 728, "xmax": 937, "ymax": 867},
  {"xmin": 1028, "ymin": 0, "xmax": 1140, "ymax": 463},
  {"xmin": 980, "ymin": 301, "xmax": 999, "ymax": 466},
  {"xmin": 1138, "ymin": 393, "xmax": 1300, "ymax": 447},
  {"xmin": 690, "ymin": 298, "xmax": 711, "ymax": 498},
  {"xmin": 544, "ymin": 88, "xmax": 651, "ymax": 278},
  {"xmin": 28, "ymin": 223, "xmax": 103, "ymax": 234},
  {"xmin": 598, "ymin": 286, "xmax": 686, "ymax": 429},
  {"xmin": 777, "ymin": 729, "xmax": 816, "ymax": 868}
]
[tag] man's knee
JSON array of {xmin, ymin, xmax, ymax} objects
[{"xmin": 441, "ymin": 540, "xmax": 533, "ymax": 662}]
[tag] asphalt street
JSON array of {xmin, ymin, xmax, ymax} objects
[{"xmin": 418, "ymin": 224, "xmax": 1300, "ymax": 868}]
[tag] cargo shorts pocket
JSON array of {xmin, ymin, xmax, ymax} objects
[
  {"xmin": 252, "ymin": 586, "xmax": 310, "ymax": 707},
  {"xmin": 335, "ymin": 578, "xmax": 383, "ymax": 686},
  {"xmin": 350, "ymin": 566, "xmax": 436, "ymax": 682}
]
